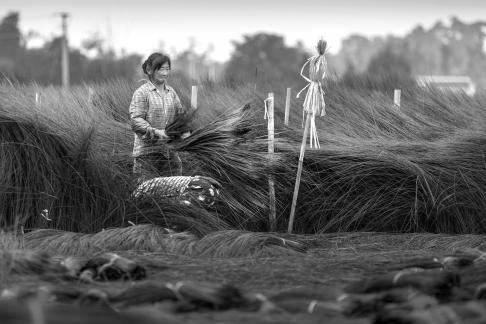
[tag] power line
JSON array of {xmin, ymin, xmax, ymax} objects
[{"xmin": 18, "ymin": 14, "xmax": 54, "ymax": 21}]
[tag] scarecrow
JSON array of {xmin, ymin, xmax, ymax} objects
[
  {"xmin": 296, "ymin": 39, "xmax": 328, "ymax": 148},
  {"xmin": 288, "ymin": 39, "xmax": 328, "ymax": 233}
]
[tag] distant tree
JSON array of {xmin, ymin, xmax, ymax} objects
[
  {"xmin": 360, "ymin": 49, "xmax": 414, "ymax": 90},
  {"xmin": 331, "ymin": 17, "xmax": 486, "ymax": 88},
  {"xmin": 0, "ymin": 11, "xmax": 24, "ymax": 82},
  {"xmin": 83, "ymin": 54, "xmax": 141, "ymax": 82},
  {"xmin": 341, "ymin": 60, "xmax": 360, "ymax": 88},
  {"xmin": 338, "ymin": 49, "xmax": 414, "ymax": 91},
  {"xmin": 81, "ymin": 32, "xmax": 106, "ymax": 57},
  {"xmin": 405, "ymin": 25, "xmax": 444, "ymax": 75},
  {"xmin": 366, "ymin": 49, "xmax": 412, "ymax": 79},
  {"xmin": 224, "ymin": 33, "xmax": 309, "ymax": 88},
  {"xmin": 0, "ymin": 11, "xmax": 144, "ymax": 85},
  {"xmin": 0, "ymin": 11, "xmax": 22, "ymax": 59},
  {"xmin": 333, "ymin": 35, "xmax": 385, "ymax": 75}
]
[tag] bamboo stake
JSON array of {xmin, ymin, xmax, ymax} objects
[
  {"xmin": 254, "ymin": 67, "xmax": 258, "ymax": 92},
  {"xmin": 288, "ymin": 113, "xmax": 311, "ymax": 234},
  {"xmin": 191, "ymin": 85, "xmax": 198, "ymax": 109},
  {"xmin": 394, "ymin": 89, "xmax": 401, "ymax": 108},
  {"xmin": 284, "ymin": 87, "xmax": 291, "ymax": 126},
  {"xmin": 266, "ymin": 93, "xmax": 276, "ymax": 231},
  {"xmin": 88, "ymin": 86, "xmax": 94, "ymax": 105},
  {"xmin": 20, "ymin": 225, "xmax": 24, "ymax": 249}
]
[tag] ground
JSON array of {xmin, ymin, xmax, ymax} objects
[{"xmin": 4, "ymin": 231, "xmax": 485, "ymax": 324}]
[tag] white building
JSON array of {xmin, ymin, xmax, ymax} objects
[{"xmin": 416, "ymin": 75, "xmax": 476, "ymax": 96}]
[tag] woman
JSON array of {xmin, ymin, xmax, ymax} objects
[{"xmin": 129, "ymin": 52, "xmax": 189, "ymax": 181}]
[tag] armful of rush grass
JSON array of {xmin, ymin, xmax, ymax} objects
[{"xmin": 164, "ymin": 109, "xmax": 196, "ymax": 141}]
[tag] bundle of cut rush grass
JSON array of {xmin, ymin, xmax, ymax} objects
[
  {"xmin": 166, "ymin": 103, "xmax": 295, "ymax": 230},
  {"xmin": 0, "ymin": 115, "xmax": 131, "ymax": 232},
  {"xmin": 0, "ymin": 83, "xmax": 136, "ymax": 232}
]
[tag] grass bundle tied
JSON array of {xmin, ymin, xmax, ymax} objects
[
  {"xmin": 78, "ymin": 252, "xmax": 146, "ymax": 282},
  {"xmin": 166, "ymin": 281, "xmax": 247, "ymax": 311},
  {"xmin": 346, "ymin": 268, "xmax": 460, "ymax": 300},
  {"xmin": 109, "ymin": 282, "xmax": 178, "ymax": 307},
  {"xmin": 0, "ymin": 299, "xmax": 159, "ymax": 324},
  {"xmin": 296, "ymin": 38, "xmax": 328, "ymax": 148},
  {"xmin": 268, "ymin": 286, "xmax": 439, "ymax": 316},
  {"xmin": 111, "ymin": 280, "xmax": 251, "ymax": 311},
  {"xmin": 374, "ymin": 301, "xmax": 486, "ymax": 324}
]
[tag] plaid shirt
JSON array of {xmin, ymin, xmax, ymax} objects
[{"xmin": 129, "ymin": 81, "xmax": 184, "ymax": 157}]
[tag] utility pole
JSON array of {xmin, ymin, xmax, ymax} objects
[{"xmin": 58, "ymin": 12, "xmax": 70, "ymax": 88}]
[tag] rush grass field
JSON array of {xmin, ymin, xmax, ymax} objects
[
  {"xmin": 1, "ymin": 77, "xmax": 486, "ymax": 323},
  {"xmin": 0, "ymin": 77, "xmax": 485, "ymax": 234}
]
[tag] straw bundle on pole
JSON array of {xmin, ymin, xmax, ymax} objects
[
  {"xmin": 296, "ymin": 38, "xmax": 327, "ymax": 149},
  {"xmin": 288, "ymin": 39, "xmax": 328, "ymax": 233}
]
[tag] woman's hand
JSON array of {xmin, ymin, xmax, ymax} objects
[
  {"xmin": 153, "ymin": 129, "xmax": 169, "ymax": 140},
  {"xmin": 180, "ymin": 131, "xmax": 191, "ymax": 139}
]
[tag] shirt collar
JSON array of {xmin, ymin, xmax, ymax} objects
[{"xmin": 147, "ymin": 80, "xmax": 171, "ymax": 92}]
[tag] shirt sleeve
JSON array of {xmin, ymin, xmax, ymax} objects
[{"xmin": 129, "ymin": 88, "xmax": 154, "ymax": 138}]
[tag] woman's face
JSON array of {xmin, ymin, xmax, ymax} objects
[{"xmin": 151, "ymin": 62, "xmax": 170, "ymax": 85}]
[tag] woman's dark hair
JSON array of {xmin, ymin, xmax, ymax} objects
[{"xmin": 142, "ymin": 53, "xmax": 171, "ymax": 75}]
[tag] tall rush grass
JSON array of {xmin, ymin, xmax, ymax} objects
[{"xmin": 1, "ymin": 77, "xmax": 485, "ymax": 234}]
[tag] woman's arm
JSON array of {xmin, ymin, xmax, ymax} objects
[
  {"xmin": 129, "ymin": 89, "xmax": 170, "ymax": 140},
  {"xmin": 129, "ymin": 88, "xmax": 156, "ymax": 139}
]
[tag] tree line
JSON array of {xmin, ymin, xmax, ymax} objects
[{"xmin": 1, "ymin": 11, "xmax": 485, "ymax": 89}]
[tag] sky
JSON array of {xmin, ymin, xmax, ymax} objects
[{"xmin": 2, "ymin": 0, "xmax": 486, "ymax": 62}]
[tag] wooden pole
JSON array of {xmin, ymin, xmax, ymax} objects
[
  {"xmin": 20, "ymin": 225, "xmax": 24, "ymax": 249},
  {"xmin": 284, "ymin": 87, "xmax": 291, "ymax": 126},
  {"xmin": 254, "ymin": 67, "xmax": 258, "ymax": 92},
  {"xmin": 88, "ymin": 86, "xmax": 94, "ymax": 105},
  {"xmin": 191, "ymin": 85, "xmax": 198, "ymax": 109},
  {"xmin": 60, "ymin": 12, "xmax": 70, "ymax": 88},
  {"xmin": 288, "ymin": 113, "xmax": 311, "ymax": 234},
  {"xmin": 394, "ymin": 89, "xmax": 401, "ymax": 108},
  {"xmin": 267, "ymin": 93, "xmax": 276, "ymax": 231}
]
